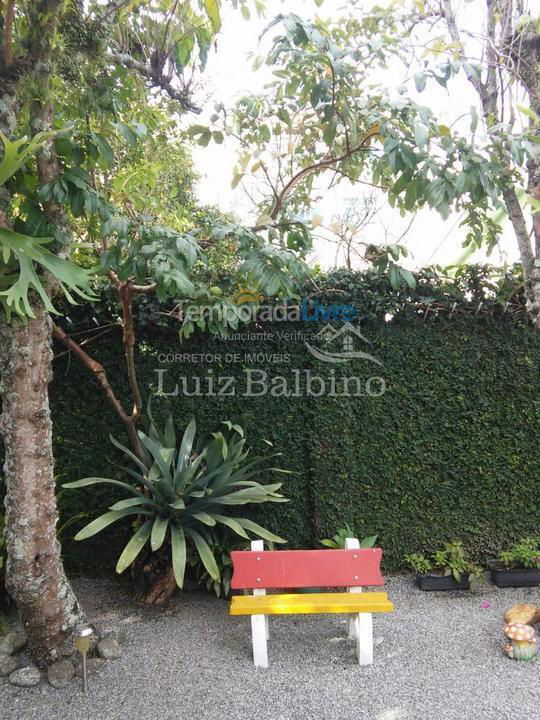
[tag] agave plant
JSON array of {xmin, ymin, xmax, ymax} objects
[{"xmin": 63, "ymin": 413, "xmax": 290, "ymax": 588}]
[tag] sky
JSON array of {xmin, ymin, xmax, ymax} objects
[{"xmin": 188, "ymin": 0, "xmax": 521, "ymax": 271}]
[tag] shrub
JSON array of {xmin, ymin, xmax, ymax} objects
[{"xmin": 499, "ymin": 538, "xmax": 540, "ymax": 570}]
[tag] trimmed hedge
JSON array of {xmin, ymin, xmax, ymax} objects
[{"xmin": 3, "ymin": 267, "xmax": 539, "ymax": 573}]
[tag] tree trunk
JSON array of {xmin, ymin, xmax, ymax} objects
[
  {"xmin": 131, "ymin": 547, "xmax": 178, "ymax": 606},
  {"xmin": 441, "ymin": 0, "xmax": 540, "ymax": 328},
  {"xmin": 0, "ymin": 307, "xmax": 85, "ymax": 667}
]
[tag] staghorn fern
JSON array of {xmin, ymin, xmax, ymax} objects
[{"xmin": 0, "ymin": 130, "xmax": 95, "ymax": 321}]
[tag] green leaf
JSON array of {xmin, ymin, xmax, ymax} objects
[
  {"xmin": 116, "ymin": 520, "xmax": 152, "ymax": 574},
  {"xmin": 150, "ymin": 515, "xmax": 169, "ymax": 552},
  {"xmin": 138, "ymin": 431, "xmax": 174, "ymax": 485},
  {"xmin": 310, "ymin": 82, "xmax": 322, "ymax": 108},
  {"xmin": 388, "ymin": 264, "xmax": 401, "ymax": 290},
  {"xmin": 114, "ymin": 122, "xmax": 139, "ymax": 146},
  {"xmin": 236, "ymin": 518, "xmax": 287, "ymax": 543},
  {"xmin": 63, "ymin": 476, "xmax": 143, "ymax": 497},
  {"xmin": 109, "ymin": 497, "xmax": 148, "ymax": 511},
  {"xmin": 177, "ymin": 417, "xmax": 196, "ymax": 473},
  {"xmin": 399, "ymin": 268, "xmax": 417, "ymax": 289},
  {"xmin": 516, "ymin": 104, "xmax": 539, "ymax": 123},
  {"xmin": 188, "ymin": 528, "xmax": 220, "ymax": 580},
  {"xmin": 168, "ymin": 498, "xmax": 185, "ymax": 510},
  {"xmin": 176, "ymin": 32, "xmax": 195, "ymax": 67},
  {"xmin": 0, "ymin": 227, "xmax": 95, "ymax": 321},
  {"xmin": 204, "ymin": 0, "xmax": 221, "ymax": 32},
  {"xmin": 171, "ymin": 524, "xmax": 187, "ymax": 588},
  {"xmin": 192, "ymin": 511, "xmax": 217, "ymax": 526},
  {"xmin": 231, "ymin": 171, "xmax": 244, "ymax": 189},
  {"xmin": 320, "ymin": 539, "xmax": 337, "ymax": 548},
  {"xmin": 0, "ymin": 130, "xmax": 55, "ymax": 186},
  {"xmin": 108, "ymin": 435, "xmax": 150, "ymax": 478},
  {"xmin": 391, "ymin": 172, "xmax": 411, "ymax": 196},
  {"xmin": 470, "ymin": 106, "xmax": 479, "ymax": 133},
  {"xmin": 414, "ymin": 123, "xmax": 429, "ymax": 147},
  {"xmin": 74, "ymin": 508, "xmax": 149, "ymax": 541},
  {"xmin": 323, "ymin": 117, "xmax": 338, "ymax": 146},
  {"xmin": 91, "ymin": 132, "xmax": 114, "ymax": 168},
  {"xmin": 206, "ymin": 433, "xmax": 226, "ymax": 472},
  {"xmin": 163, "ymin": 414, "xmax": 176, "ymax": 449},
  {"xmin": 359, "ymin": 534, "xmax": 378, "ymax": 548},
  {"xmin": 414, "ymin": 73, "xmax": 426, "ymax": 92},
  {"xmin": 197, "ymin": 130, "xmax": 212, "ymax": 147},
  {"xmin": 213, "ymin": 514, "xmax": 250, "ymax": 538}
]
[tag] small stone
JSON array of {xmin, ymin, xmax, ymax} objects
[
  {"xmin": 97, "ymin": 636, "xmax": 122, "ymax": 660},
  {"xmin": 101, "ymin": 627, "xmax": 127, "ymax": 645},
  {"xmin": 9, "ymin": 666, "xmax": 41, "ymax": 688},
  {"xmin": 74, "ymin": 657, "xmax": 106, "ymax": 678},
  {"xmin": 47, "ymin": 659, "xmax": 74, "ymax": 689},
  {"xmin": 0, "ymin": 654, "xmax": 18, "ymax": 677},
  {"xmin": 0, "ymin": 631, "xmax": 27, "ymax": 656}
]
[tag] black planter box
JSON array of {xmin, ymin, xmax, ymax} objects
[
  {"xmin": 489, "ymin": 563, "xmax": 540, "ymax": 588},
  {"xmin": 416, "ymin": 573, "xmax": 470, "ymax": 591}
]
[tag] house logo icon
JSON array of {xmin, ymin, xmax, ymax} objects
[
  {"xmin": 305, "ymin": 323, "xmax": 383, "ymax": 365},
  {"xmin": 233, "ymin": 288, "xmax": 264, "ymax": 304}
]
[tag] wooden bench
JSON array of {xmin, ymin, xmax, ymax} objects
[{"xmin": 229, "ymin": 538, "xmax": 394, "ymax": 667}]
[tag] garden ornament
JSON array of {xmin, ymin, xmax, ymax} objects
[
  {"xmin": 503, "ymin": 604, "xmax": 540, "ymax": 626},
  {"xmin": 503, "ymin": 622, "xmax": 537, "ymax": 661}
]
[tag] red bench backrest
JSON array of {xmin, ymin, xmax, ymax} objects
[{"xmin": 230, "ymin": 548, "xmax": 384, "ymax": 590}]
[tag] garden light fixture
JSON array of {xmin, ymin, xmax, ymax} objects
[{"xmin": 73, "ymin": 624, "xmax": 94, "ymax": 693}]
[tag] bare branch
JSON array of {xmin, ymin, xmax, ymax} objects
[
  {"xmin": 132, "ymin": 282, "xmax": 157, "ymax": 294},
  {"xmin": 268, "ymin": 127, "xmax": 380, "ymax": 220},
  {"xmin": 52, "ymin": 323, "xmax": 144, "ymax": 458}
]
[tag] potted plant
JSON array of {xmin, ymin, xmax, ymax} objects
[
  {"xmin": 406, "ymin": 541, "xmax": 483, "ymax": 591},
  {"xmin": 488, "ymin": 538, "xmax": 540, "ymax": 588}
]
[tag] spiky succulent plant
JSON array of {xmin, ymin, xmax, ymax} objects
[{"xmin": 63, "ymin": 412, "xmax": 289, "ymax": 588}]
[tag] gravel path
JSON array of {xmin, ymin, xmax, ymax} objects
[{"xmin": 1, "ymin": 575, "xmax": 539, "ymax": 720}]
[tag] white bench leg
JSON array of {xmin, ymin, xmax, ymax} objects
[
  {"xmin": 249, "ymin": 540, "xmax": 268, "ymax": 667},
  {"xmin": 356, "ymin": 613, "xmax": 373, "ymax": 665},
  {"xmin": 251, "ymin": 613, "xmax": 268, "ymax": 667},
  {"xmin": 345, "ymin": 537, "xmax": 362, "ymax": 641}
]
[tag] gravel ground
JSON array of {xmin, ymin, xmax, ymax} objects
[{"xmin": 1, "ymin": 575, "xmax": 539, "ymax": 720}]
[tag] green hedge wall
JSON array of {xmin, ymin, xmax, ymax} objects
[{"xmin": 3, "ymin": 267, "xmax": 539, "ymax": 574}]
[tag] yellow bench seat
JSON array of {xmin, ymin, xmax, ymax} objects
[{"xmin": 230, "ymin": 591, "xmax": 394, "ymax": 616}]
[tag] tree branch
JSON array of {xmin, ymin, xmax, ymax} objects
[
  {"xmin": 52, "ymin": 323, "xmax": 144, "ymax": 458},
  {"xmin": 132, "ymin": 282, "xmax": 157, "ymax": 294},
  {"xmin": 52, "ymin": 324, "xmax": 130, "ymax": 422},
  {"xmin": 268, "ymin": 126, "xmax": 380, "ymax": 220},
  {"xmin": 108, "ymin": 52, "xmax": 201, "ymax": 113},
  {"xmin": 118, "ymin": 283, "xmax": 143, "ymax": 419}
]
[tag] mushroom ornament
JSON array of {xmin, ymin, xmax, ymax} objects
[{"xmin": 503, "ymin": 623, "xmax": 538, "ymax": 661}]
